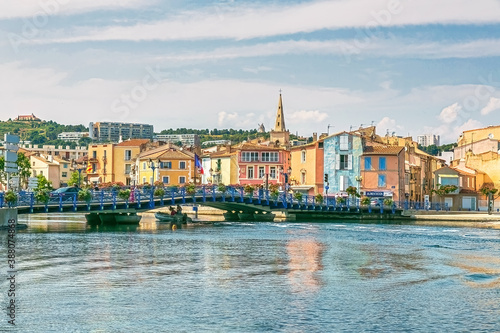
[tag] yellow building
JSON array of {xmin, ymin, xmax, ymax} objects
[
  {"xmin": 87, "ymin": 143, "xmax": 115, "ymax": 184},
  {"xmin": 136, "ymin": 144, "xmax": 196, "ymax": 186},
  {"xmin": 52, "ymin": 156, "xmax": 71, "ymax": 186},
  {"xmin": 208, "ymin": 150, "xmax": 238, "ymax": 185},
  {"xmin": 290, "ymin": 138, "xmax": 325, "ymax": 195},
  {"xmin": 457, "ymin": 125, "xmax": 500, "ymax": 146},
  {"xmin": 113, "ymin": 139, "xmax": 150, "ymax": 185}
]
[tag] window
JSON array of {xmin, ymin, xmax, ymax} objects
[
  {"xmin": 340, "ymin": 154, "xmax": 349, "ymax": 170},
  {"xmin": 301, "ymin": 172, "xmax": 306, "ymax": 184},
  {"xmin": 179, "ymin": 161, "xmax": 186, "ymax": 169},
  {"xmin": 262, "ymin": 152, "xmax": 278, "ymax": 162},
  {"xmin": 242, "ymin": 152, "xmax": 259, "ymax": 162},
  {"xmin": 63, "ymin": 164, "xmax": 68, "ymax": 169},
  {"xmin": 339, "ymin": 135, "xmax": 349, "ymax": 150},
  {"xmin": 161, "ymin": 161, "xmax": 172, "ymax": 169},
  {"xmin": 179, "ymin": 176, "xmax": 186, "ymax": 184},
  {"xmin": 258, "ymin": 167, "xmax": 265, "ymax": 179},
  {"xmin": 379, "ymin": 157, "xmax": 386, "ymax": 171},
  {"xmin": 104, "ymin": 150, "xmax": 107, "ymax": 157},
  {"xmin": 365, "ymin": 157, "xmax": 372, "ymax": 170},
  {"xmin": 40, "ymin": 171, "xmax": 43, "ymax": 176},
  {"xmin": 339, "ymin": 175, "xmax": 348, "ymax": 191},
  {"xmin": 125, "ymin": 164, "xmax": 131, "ymax": 175},
  {"xmin": 301, "ymin": 150, "xmax": 306, "ymax": 163},
  {"xmin": 143, "ymin": 162, "xmax": 146, "ymax": 170},
  {"xmin": 125, "ymin": 150, "xmax": 132, "ymax": 161},
  {"xmin": 162, "ymin": 176, "xmax": 169, "ymax": 184},
  {"xmin": 318, "ymin": 142, "xmax": 324, "ymax": 149},
  {"xmin": 33, "ymin": 170, "xmax": 37, "ymax": 176},
  {"xmin": 270, "ymin": 167, "xmax": 276, "ymax": 179},
  {"xmin": 150, "ymin": 177, "xmax": 153, "ymax": 184},
  {"xmin": 92, "ymin": 151, "xmax": 97, "ymax": 158},
  {"xmin": 92, "ymin": 163, "xmax": 96, "ymax": 173},
  {"xmin": 248, "ymin": 166, "xmax": 254, "ymax": 179},
  {"xmin": 142, "ymin": 177, "xmax": 146, "ymax": 184},
  {"xmin": 378, "ymin": 174, "xmax": 386, "ymax": 187},
  {"xmin": 62, "ymin": 172, "xmax": 67, "ymax": 177}
]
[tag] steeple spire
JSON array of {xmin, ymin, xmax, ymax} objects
[{"xmin": 274, "ymin": 92, "xmax": 286, "ymax": 132}]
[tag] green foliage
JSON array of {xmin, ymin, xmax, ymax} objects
[
  {"xmin": 361, "ymin": 197, "xmax": 370, "ymax": 205},
  {"xmin": 432, "ymin": 184, "xmax": 458, "ymax": 196},
  {"xmin": 35, "ymin": 174, "xmax": 53, "ymax": 192},
  {"xmin": 383, "ymin": 198, "xmax": 394, "ymax": 207},
  {"xmin": 154, "ymin": 188, "xmax": 165, "ymax": 197},
  {"xmin": 270, "ymin": 189, "xmax": 279, "ymax": 200},
  {"xmin": 336, "ymin": 196, "xmax": 346, "ymax": 204},
  {"xmin": 346, "ymin": 186, "xmax": 360, "ymax": 198},
  {"xmin": 16, "ymin": 153, "xmax": 31, "ymax": 189},
  {"xmin": 4, "ymin": 190, "xmax": 17, "ymax": 204},
  {"xmin": 293, "ymin": 192, "xmax": 303, "ymax": 202},
  {"xmin": 185, "ymin": 183, "xmax": 196, "ymax": 195},
  {"xmin": 479, "ymin": 183, "xmax": 498, "ymax": 196},
  {"xmin": 118, "ymin": 189, "xmax": 131, "ymax": 200},
  {"xmin": 35, "ymin": 189, "xmax": 50, "ymax": 204},
  {"xmin": 244, "ymin": 184, "xmax": 255, "ymax": 194},
  {"xmin": 315, "ymin": 193, "xmax": 324, "ymax": 203},
  {"xmin": 78, "ymin": 189, "xmax": 92, "ymax": 202},
  {"xmin": 0, "ymin": 156, "xmax": 6, "ymax": 186},
  {"xmin": 67, "ymin": 171, "xmax": 81, "ymax": 187},
  {"xmin": 217, "ymin": 183, "xmax": 226, "ymax": 192},
  {"xmin": 418, "ymin": 143, "xmax": 458, "ymax": 156}
]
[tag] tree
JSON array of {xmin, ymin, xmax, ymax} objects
[
  {"xmin": 432, "ymin": 184, "xmax": 458, "ymax": 207},
  {"xmin": 0, "ymin": 156, "xmax": 6, "ymax": 187},
  {"xmin": 67, "ymin": 171, "xmax": 81, "ymax": 187},
  {"xmin": 16, "ymin": 153, "xmax": 31, "ymax": 189}
]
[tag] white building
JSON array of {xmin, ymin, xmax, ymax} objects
[
  {"xmin": 155, "ymin": 134, "xmax": 200, "ymax": 147},
  {"xmin": 57, "ymin": 132, "xmax": 88, "ymax": 142},
  {"xmin": 417, "ymin": 134, "xmax": 440, "ymax": 147},
  {"xmin": 90, "ymin": 122, "xmax": 153, "ymax": 142}
]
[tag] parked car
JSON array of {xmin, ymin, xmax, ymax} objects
[
  {"xmin": 370, "ymin": 198, "xmax": 383, "ymax": 206},
  {"xmin": 50, "ymin": 186, "xmax": 79, "ymax": 198}
]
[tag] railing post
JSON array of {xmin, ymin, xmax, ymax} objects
[
  {"xmin": 171, "ymin": 189, "xmax": 175, "ymax": 205},
  {"xmin": 202, "ymin": 186, "xmax": 206, "ymax": 202},
  {"xmin": 404, "ymin": 200, "xmax": 409, "ymax": 210},
  {"xmin": 73, "ymin": 193, "xmax": 77, "ymax": 212},
  {"xmin": 0, "ymin": 192, "xmax": 4, "ymax": 208},
  {"xmin": 149, "ymin": 189, "xmax": 154, "ymax": 209},
  {"xmin": 212, "ymin": 185, "xmax": 216, "ymax": 202},
  {"xmin": 265, "ymin": 190, "xmax": 269, "ymax": 206},
  {"xmin": 356, "ymin": 198, "xmax": 360, "ymax": 212},
  {"xmin": 258, "ymin": 189, "xmax": 262, "ymax": 204},
  {"xmin": 181, "ymin": 187, "xmax": 186, "ymax": 204},
  {"xmin": 392, "ymin": 203, "xmax": 396, "ymax": 214},
  {"xmin": 100, "ymin": 191, "xmax": 104, "ymax": 210},
  {"xmin": 113, "ymin": 191, "xmax": 117, "ymax": 210},
  {"xmin": 30, "ymin": 192, "xmax": 34, "ymax": 213},
  {"xmin": 239, "ymin": 187, "xmax": 244, "ymax": 203},
  {"xmin": 136, "ymin": 190, "xmax": 141, "ymax": 209},
  {"xmin": 305, "ymin": 195, "xmax": 308, "ymax": 209},
  {"xmin": 59, "ymin": 193, "xmax": 63, "ymax": 212},
  {"xmin": 368, "ymin": 203, "xmax": 372, "ymax": 213},
  {"xmin": 282, "ymin": 192, "xmax": 287, "ymax": 209}
]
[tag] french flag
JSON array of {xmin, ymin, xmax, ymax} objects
[{"xmin": 194, "ymin": 154, "xmax": 204, "ymax": 174}]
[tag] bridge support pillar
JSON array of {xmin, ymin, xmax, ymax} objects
[{"xmin": 0, "ymin": 208, "xmax": 17, "ymax": 227}]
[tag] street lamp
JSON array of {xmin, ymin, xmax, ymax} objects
[
  {"xmin": 280, "ymin": 166, "xmax": 292, "ymax": 191},
  {"xmin": 148, "ymin": 158, "xmax": 161, "ymax": 186},
  {"xmin": 71, "ymin": 160, "xmax": 85, "ymax": 187}
]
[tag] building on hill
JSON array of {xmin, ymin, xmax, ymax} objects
[
  {"xmin": 155, "ymin": 133, "xmax": 200, "ymax": 147},
  {"xmin": 417, "ymin": 134, "xmax": 440, "ymax": 147},
  {"xmin": 57, "ymin": 132, "xmax": 89, "ymax": 142},
  {"xmin": 269, "ymin": 93, "xmax": 290, "ymax": 148},
  {"xmin": 14, "ymin": 113, "xmax": 41, "ymax": 121},
  {"xmin": 89, "ymin": 121, "xmax": 153, "ymax": 143}
]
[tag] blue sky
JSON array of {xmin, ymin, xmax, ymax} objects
[{"xmin": 1, "ymin": 0, "xmax": 500, "ymax": 143}]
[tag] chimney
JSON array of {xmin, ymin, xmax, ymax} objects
[
  {"xmin": 226, "ymin": 144, "xmax": 231, "ymax": 153},
  {"xmin": 312, "ymin": 132, "xmax": 318, "ymax": 142}
]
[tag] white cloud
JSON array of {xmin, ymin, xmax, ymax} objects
[
  {"xmin": 27, "ymin": 0, "xmax": 500, "ymax": 43},
  {"xmin": 480, "ymin": 97, "xmax": 500, "ymax": 115},
  {"xmin": 0, "ymin": 0, "xmax": 151, "ymax": 19},
  {"xmin": 288, "ymin": 110, "xmax": 328, "ymax": 123},
  {"xmin": 438, "ymin": 103, "xmax": 461, "ymax": 123},
  {"xmin": 376, "ymin": 117, "xmax": 404, "ymax": 136}
]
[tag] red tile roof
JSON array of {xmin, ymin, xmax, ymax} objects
[
  {"xmin": 363, "ymin": 145, "xmax": 404, "ymax": 155},
  {"xmin": 115, "ymin": 139, "xmax": 150, "ymax": 147}
]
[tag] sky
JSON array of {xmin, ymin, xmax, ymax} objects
[{"xmin": 1, "ymin": 0, "xmax": 500, "ymax": 144}]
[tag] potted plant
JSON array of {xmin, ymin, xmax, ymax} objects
[
  {"xmin": 35, "ymin": 189, "xmax": 50, "ymax": 204},
  {"xmin": 118, "ymin": 189, "xmax": 131, "ymax": 201},
  {"xmin": 360, "ymin": 197, "xmax": 370, "ymax": 206},
  {"xmin": 293, "ymin": 192, "xmax": 303, "ymax": 203},
  {"xmin": 217, "ymin": 183, "xmax": 226, "ymax": 193},
  {"xmin": 185, "ymin": 183, "xmax": 196, "ymax": 195},
  {"xmin": 336, "ymin": 196, "xmax": 346, "ymax": 205},
  {"xmin": 383, "ymin": 198, "xmax": 394, "ymax": 207},
  {"xmin": 78, "ymin": 189, "xmax": 93, "ymax": 203},
  {"xmin": 244, "ymin": 185, "xmax": 255, "ymax": 196},
  {"xmin": 154, "ymin": 187, "xmax": 165, "ymax": 197},
  {"xmin": 315, "ymin": 193, "xmax": 324, "ymax": 204},
  {"xmin": 4, "ymin": 190, "xmax": 17, "ymax": 206}
]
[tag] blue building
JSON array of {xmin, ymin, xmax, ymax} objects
[{"xmin": 323, "ymin": 132, "xmax": 363, "ymax": 196}]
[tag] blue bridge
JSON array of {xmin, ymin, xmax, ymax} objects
[{"xmin": 0, "ymin": 186, "xmax": 448, "ymax": 221}]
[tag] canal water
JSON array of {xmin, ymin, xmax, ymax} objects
[{"xmin": 1, "ymin": 213, "xmax": 499, "ymax": 332}]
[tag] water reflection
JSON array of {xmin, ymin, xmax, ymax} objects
[
  {"xmin": 286, "ymin": 235, "xmax": 325, "ymax": 293},
  {"xmin": 452, "ymin": 254, "xmax": 500, "ymax": 288}
]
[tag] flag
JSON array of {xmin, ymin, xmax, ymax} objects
[
  {"xmin": 86, "ymin": 163, "xmax": 92, "ymax": 173},
  {"xmin": 194, "ymin": 154, "xmax": 204, "ymax": 175}
]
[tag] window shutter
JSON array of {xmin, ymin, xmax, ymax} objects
[
  {"xmin": 348, "ymin": 154, "xmax": 353, "ymax": 170},
  {"xmin": 335, "ymin": 154, "xmax": 340, "ymax": 170},
  {"xmin": 339, "ymin": 175, "xmax": 345, "ymax": 191}
]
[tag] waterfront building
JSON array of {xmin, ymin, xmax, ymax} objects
[
  {"xmin": 136, "ymin": 143, "xmax": 195, "ymax": 186},
  {"xmin": 290, "ymin": 134, "xmax": 325, "ymax": 196},
  {"xmin": 207, "ymin": 148, "xmax": 238, "ymax": 186},
  {"xmin": 57, "ymin": 132, "xmax": 89, "ymax": 142},
  {"xmin": 361, "ymin": 144, "xmax": 405, "ymax": 202},
  {"xmin": 417, "ymin": 134, "xmax": 440, "ymax": 147},
  {"xmin": 89, "ymin": 121, "xmax": 153, "ymax": 142},
  {"xmin": 87, "ymin": 143, "xmax": 115, "ymax": 184},
  {"xmin": 323, "ymin": 132, "xmax": 363, "ymax": 197},
  {"xmin": 433, "ymin": 165, "xmax": 484, "ymax": 210},
  {"xmin": 19, "ymin": 143, "xmax": 87, "ymax": 160},
  {"xmin": 155, "ymin": 134, "xmax": 200, "ymax": 147},
  {"xmin": 113, "ymin": 139, "xmax": 151, "ymax": 186}
]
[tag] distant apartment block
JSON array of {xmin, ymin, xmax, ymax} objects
[
  {"xmin": 57, "ymin": 132, "xmax": 89, "ymax": 142},
  {"xmin": 20, "ymin": 144, "xmax": 88, "ymax": 160},
  {"xmin": 202, "ymin": 139, "xmax": 231, "ymax": 146},
  {"xmin": 155, "ymin": 134, "xmax": 200, "ymax": 147},
  {"xmin": 89, "ymin": 122, "xmax": 153, "ymax": 142},
  {"xmin": 417, "ymin": 134, "xmax": 440, "ymax": 147}
]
